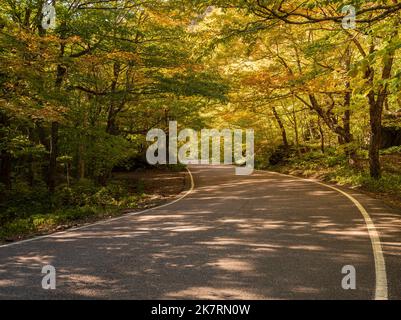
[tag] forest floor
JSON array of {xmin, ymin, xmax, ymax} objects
[
  {"xmin": 266, "ymin": 151, "xmax": 401, "ymax": 210},
  {"xmin": 113, "ymin": 167, "xmax": 188, "ymax": 212},
  {"xmin": 0, "ymin": 167, "xmax": 188, "ymax": 244}
]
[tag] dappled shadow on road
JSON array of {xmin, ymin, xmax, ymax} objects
[
  {"xmin": 335, "ymin": 186, "xmax": 401, "ymax": 300},
  {"xmin": 0, "ymin": 165, "xmax": 400, "ymax": 299}
]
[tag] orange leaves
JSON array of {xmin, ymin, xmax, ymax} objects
[
  {"xmin": 1, "ymin": 98, "xmax": 65, "ymax": 122},
  {"xmin": 242, "ymin": 69, "xmax": 297, "ymax": 93},
  {"xmin": 35, "ymin": 104, "xmax": 67, "ymax": 122},
  {"xmin": 64, "ymin": 35, "xmax": 82, "ymax": 44}
]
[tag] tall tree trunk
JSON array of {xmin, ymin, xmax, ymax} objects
[
  {"xmin": 27, "ymin": 127, "xmax": 35, "ymax": 186},
  {"xmin": 343, "ymin": 47, "xmax": 356, "ymax": 164},
  {"xmin": 369, "ymin": 101, "xmax": 383, "ymax": 179},
  {"xmin": 77, "ymin": 142, "xmax": 85, "ymax": 180},
  {"xmin": 343, "ymin": 109, "xmax": 356, "ymax": 162},
  {"xmin": 317, "ymin": 118, "xmax": 325, "ymax": 154},
  {"xmin": 0, "ymin": 151, "xmax": 12, "ymax": 190},
  {"xmin": 0, "ymin": 112, "xmax": 12, "ymax": 190},
  {"xmin": 77, "ymin": 93, "xmax": 86, "ymax": 180},
  {"xmin": 48, "ymin": 122, "xmax": 59, "ymax": 193},
  {"xmin": 342, "ymin": 104, "xmax": 357, "ymax": 164},
  {"xmin": 36, "ymin": 122, "xmax": 49, "ymax": 182},
  {"xmin": 272, "ymin": 107, "xmax": 289, "ymax": 150},
  {"xmin": 165, "ymin": 108, "xmax": 169, "ymax": 161},
  {"xmin": 106, "ymin": 62, "xmax": 121, "ymax": 135},
  {"xmin": 47, "ymin": 24, "xmax": 66, "ymax": 192},
  {"xmin": 292, "ymin": 106, "xmax": 301, "ymax": 156},
  {"xmin": 366, "ymin": 39, "xmax": 396, "ymax": 179}
]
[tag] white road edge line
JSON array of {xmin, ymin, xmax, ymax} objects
[
  {"xmin": 0, "ymin": 167, "xmax": 195, "ymax": 249},
  {"xmin": 256, "ymin": 169, "xmax": 388, "ymax": 301}
]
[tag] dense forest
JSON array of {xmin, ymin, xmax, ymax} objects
[{"xmin": 1, "ymin": 0, "xmax": 401, "ymax": 240}]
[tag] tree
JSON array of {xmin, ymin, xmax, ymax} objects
[{"xmin": 188, "ymin": 1, "xmax": 401, "ymax": 178}]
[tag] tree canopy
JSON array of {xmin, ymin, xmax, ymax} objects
[{"xmin": 1, "ymin": 0, "xmax": 401, "ymax": 201}]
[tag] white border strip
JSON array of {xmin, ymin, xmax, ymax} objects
[
  {"xmin": 256, "ymin": 169, "xmax": 388, "ymax": 300},
  {"xmin": 0, "ymin": 168, "xmax": 195, "ymax": 249}
]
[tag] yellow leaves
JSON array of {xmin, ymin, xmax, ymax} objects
[
  {"xmin": 79, "ymin": 54, "xmax": 103, "ymax": 67},
  {"xmin": 147, "ymin": 9, "xmax": 185, "ymax": 27},
  {"xmin": 78, "ymin": 50, "xmax": 142, "ymax": 71},
  {"xmin": 242, "ymin": 69, "xmax": 295, "ymax": 92},
  {"xmin": 106, "ymin": 51, "xmax": 141, "ymax": 63}
]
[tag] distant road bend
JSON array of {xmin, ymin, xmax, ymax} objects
[{"xmin": 1, "ymin": 165, "xmax": 401, "ymax": 300}]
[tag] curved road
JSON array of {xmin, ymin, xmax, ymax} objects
[{"xmin": 1, "ymin": 165, "xmax": 401, "ymax": 299}]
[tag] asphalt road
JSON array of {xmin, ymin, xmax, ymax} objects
[{"xmin": 1, "ymin": 165, "xmax": 401, "ymax": 300}]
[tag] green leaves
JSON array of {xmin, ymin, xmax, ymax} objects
[{"xmin": 155, "ymin": 71, "xmax": 229, "ymax": 100}]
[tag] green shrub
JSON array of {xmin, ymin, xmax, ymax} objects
[
  {"xmin": 324, "ymin": 155, "xmax": 347, "ymax": 167},
  {"xmin": 135, "ymin": 180, "xmax": 145, "ymax": 195},
  {"xmin": 121, "ymin": 195, "xmax": 140, "ymax": 208},
  {"xmin": 0, "ymin": 218, "xmax": 35, "ymax": 239},
  {"xmin": 360, "ymin": 174, "xmax": 401, "ymax": 194},
  {"xmin": 91, "ymin": 187, "xmax": 116, "ymax": 207},
  {"xmin": 1, "ymin": 173, "xmax": 144, "ymax": 240},
  {"xmin": 52, "ymin": 206, "xmax": 97, "ymax": 223},
  {"xmin": 301, "ymin": 151, "xmax": 325, "ymax": 162},
  {"xmin": 381, "ymin": 146, "xmax": 401, "ymax": 155},
  {"xmin": 0, "ymin": 182, "xmax": 50, "ymax": 225}
]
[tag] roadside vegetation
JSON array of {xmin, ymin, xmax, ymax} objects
[
  {"xmin": 262, "ymin": 146, "xmax": 401, "ymax": 207},
  {"xmin": 0, "ymin": 164, "xmax": 186, "ymax": 242}
]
